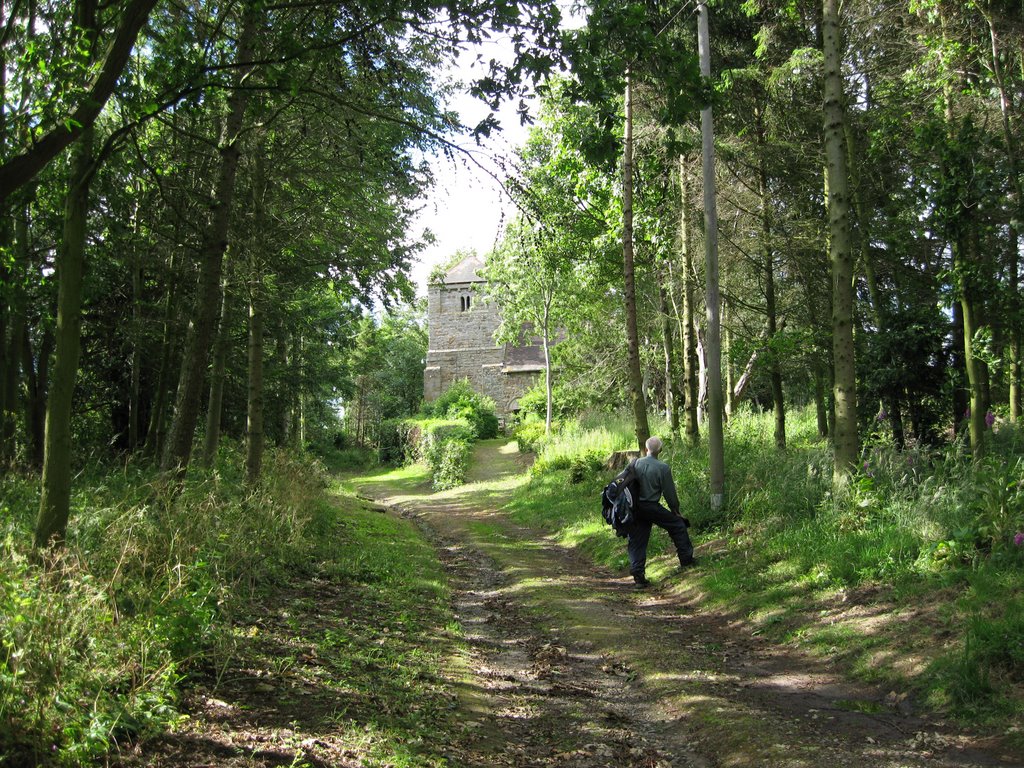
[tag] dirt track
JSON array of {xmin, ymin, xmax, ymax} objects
[{"xmin": 359, "ymin": 439, "xmax": 1020, "ymax": 768}]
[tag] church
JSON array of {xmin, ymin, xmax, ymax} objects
[{"xmin": 423, "ymin": 253, "xmax": 545, "ymax": 419}]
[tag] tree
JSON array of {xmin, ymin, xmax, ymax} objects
[
  {"xmin": 822, "ymin": 0, "xmax": 858, "ymax": 483},
  {"xmin": 35, "ymin": 0, "xmax": 103, "ymax": 547},
  {"xmin": 697, "ymin": 0, "xmax": 725, "ymax": 507},
  {"xmin": 0, "ymin": 0, "xmax": 159, "ymax": 207},
  {"xmin": 485, "ymin": 220, "xmax": 572, "ymax": 434}
]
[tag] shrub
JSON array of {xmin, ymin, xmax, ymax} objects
[
  {"xmin": 424, "ymin": 380, "xmax": 499, "ymax": 439},
  {"xmin": 432, "ymin": 438, "xmax": 471, "ymax": 490},
  {"xmin": 377, "ymin": 417, "xmax": 406, "ymax": 465},
  {"xmin": 400, "ymin": 418, "xmax": 476, "ymax": 489},
  {"xmin": 513, "ymin": 418, "xmax": 548, "ymax": 454},
  {"xmin": 530, "ymin": 417, "xmax": 633, "ymax": 477},
  {"xmin": 569, "ymin": 450, "xmax": 606, "ymax": 484},
  {"xmin": 517, "ymin": 379, "xmax": 597, "ymax": 421}
]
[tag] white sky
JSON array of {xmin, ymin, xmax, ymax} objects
[{"xmin": 408, "ymin": 41, "xmax": 535, "ymax": 296}]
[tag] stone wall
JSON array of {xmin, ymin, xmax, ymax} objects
[
  {"xmin": 426, "ymin": 283, "xmax": 500, "ymax": 351},
  {"xmin": 424, "ymin": 282, "xmax": 539, "ymax": 417}
]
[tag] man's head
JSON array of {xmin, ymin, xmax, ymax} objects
[{"xmin": 645, "ymin": 436, "xmax": 663, "ymax": 456}]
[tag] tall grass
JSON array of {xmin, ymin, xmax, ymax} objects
[
  {"xmin": 0, "ymin": 447, "xmax": 333, "ymax": 766},
  {"xmin": 526, "ymin": 412, "xmax": 637, "ymax": 475}
]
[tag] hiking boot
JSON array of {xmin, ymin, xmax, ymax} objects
[
  {"xmin": 632, "ymin": 574, "xmax": 651, "ymax": 588},
  {"xmin": 678, "ymin": 558, "xmax": 698, "ymax": 570}
]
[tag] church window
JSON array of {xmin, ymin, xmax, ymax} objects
[{"xmin": 460, "ymin": 294, "xmax": 472, "ymax": 311}]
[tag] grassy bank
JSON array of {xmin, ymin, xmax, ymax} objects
[
  {"xmin": 0, "ymin": 447, "xmax": 465, "ymax": 767},
  {"xmin": 506, "ymin": 408, "xmax": 1024, "ymax": 735}
]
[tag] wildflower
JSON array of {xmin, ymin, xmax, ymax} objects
[
  {"xmin": 877, "ymin": 410, "xmax": 888, "ymax": 421},
  {"xmin": 985, "ymin": 411, "xmax": 996, "ymax": 429},
  {"xmin": 1015, "ymin": 532, "xmax": 1024, "ymax": 547}
]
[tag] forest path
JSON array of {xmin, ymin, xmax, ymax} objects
[{"xmin": 356, "ymin": 438, "xmax": 1017, "ymax": 768}]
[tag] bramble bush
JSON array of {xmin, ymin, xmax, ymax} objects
[{"xmin": 432, "ymin": 438, "xmax": 472, "ymax": 490}]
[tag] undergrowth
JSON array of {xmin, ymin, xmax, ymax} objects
[
  {"xmin": 506, "ymin": 405, "xmax": 1024, "ymax": 730},
  {"xmin": 0, "ymin": 447, "xmax": 332, "ymax": 766}
]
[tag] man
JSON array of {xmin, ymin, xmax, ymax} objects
[{"xmin": 628, "ymin": 436, "xmax": 695, "ymax": 588}]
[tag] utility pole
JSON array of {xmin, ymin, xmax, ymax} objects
[{"xmin": 698, "ymin": 1, "xmax": 724, "ymax": 510}]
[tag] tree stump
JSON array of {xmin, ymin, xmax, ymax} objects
[{"xmin": 604, "ymin": 450, "xmax": 641, "ymax": 472}]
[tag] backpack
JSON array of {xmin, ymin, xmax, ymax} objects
[{"xmin": 601, "ymin": 459, "xmax": 639, "ymax": 537}]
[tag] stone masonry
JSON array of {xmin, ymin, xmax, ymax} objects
[{"xmin": 423, "ymin": 254, "xmax": 544, "ymax": 418}]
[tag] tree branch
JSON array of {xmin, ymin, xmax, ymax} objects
[{"xmin": 0, "ymin": 0, "xmax": 159, "ymax": 205}]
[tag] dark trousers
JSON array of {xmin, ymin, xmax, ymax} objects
[{"xmin": 627, "ymin": 501, "xmax": 694, "ymax": 577}]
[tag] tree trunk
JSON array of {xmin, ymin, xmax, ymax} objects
[
  {"xmin": 21, "ymin": 324, "xmax": 50, "ymax": 470},
  {"xmin": 144, "ymin": 253, "xmax": 179, "ymax": 459},
  {"xmin": 724, "ymin": 301, "xmax": 736, "ymax": 420},
  {"xmin": 291, "ymin": 333, "xmax": 303, "ymax": 448},
  {"xmin": 813, "ymin": 363, "xmax": 829, "ymax": 439},
  {"xmin": 960, "ymin": 226, "xmax": 987, "ymax": 458},
  {"xmin": 822, "ymin": 0, "xmax": 859, "ymax": 485},
  {"xmin": 274, "ymin": 324, "xmax": 289, "ymax": 445},
  {"xmin": 951, "ymin": 301, "xmax": 969, "ymax": 434},
  {"xmin": 845, "ymin": 120, "xmax": 906, "ymax": 450},
  {"xmin": 698, "ymin": 1, "xmax": 724, "ymax": 509},
  {"xmin": 936, "ymin": 8, "xmax": 985, "ymax": 455},
  {"xmin": 162, "ymin": 8, "xmax": 259, "ymax": 474},
  {"xmin": 0, "ymin": 14, "xmax": 8, "ymax": 467},
  {"xmin": 756, "ymin": 110, "xmax": 785, "ymax": 450},
  {"xmin": 696, "ymin": 326, "xmax": 707, "ymax": 424},
  {"xmin": 678, "ymin": 156, "xmax": 699, "ymax": 445},
  {"xmin": 622, "ymin": 71, "xmax": 650, "ymax": 452},
  {"xmin": 201, "ymin": 261, "xmax": 232, "ymax": 467},
  {"xmin": 35, "ymin": 140, "xmax": 92, "ymax": 544},
  {"xmin": 245, "ymin": 271, "xmax": 265, "ymax": 485},
  {"xmin": 34, "ymin": 0, "xmax": 100, "ymax": 546},
  {"xmin": 660, "ymin": 277, "xmax": 680, "ymax": 435},
  {"xmin": 543, "ymin": 293, "xmax": 554, "ymax": 435},
  {"xmin": 128, "ymin": 196, "xmax": 143, "ymax": 451},
  {"xmin": 2, "ymin": 207, "xmax": 28, "ymax": 467}
]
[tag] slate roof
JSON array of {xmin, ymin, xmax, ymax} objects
[
  {"xmin": 502, "ymin": 343, "xmax": 546, "ymax": 372},
  {"xmin": 443, "ymin": 254, "xmax": 485, "ymax": 284}
]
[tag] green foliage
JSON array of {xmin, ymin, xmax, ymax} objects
[
  {"xmin": 0, "ymin": 448, "xmax": 332, "ymax": 765},
  {"xmin": 528, "ymin": 414, "xmax": 634, "ymax": 477},
  {"xmin": 568, "ymin": 450, "xmax": 605, "ymax": 484},
  {"xmin": 400, "ymin": 418, "xmax": 476, "ymax": 490},
  {"xmin": 422, "ymin": 380, "xmax": 499, "ymax": 439},
  {"xmin": 341, "ymin": 308, "xmax": 429, "ymax": 454},
  {"xmin": 432, "ymin": 438, "xmax": 472, "ymax": 491},
  {"xmin": 513, "ymin": 417, "xmax": 549, "ymax": 454},
  {"xmin": 377, "ymin": 417, "xmax": 407, "ymax": 465},
  {"xmin": 517, "ymin": 379, "xmax": 594, "ymax": 421}
]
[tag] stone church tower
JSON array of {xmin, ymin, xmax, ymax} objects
[{"xmin": 423, "ymin": 253, "xmax": 544, "ymax": 418}]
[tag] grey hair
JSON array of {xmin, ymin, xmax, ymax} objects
[{"xmin": 645, "ymin": 436, "xmax": 663, "ymax": 455}]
